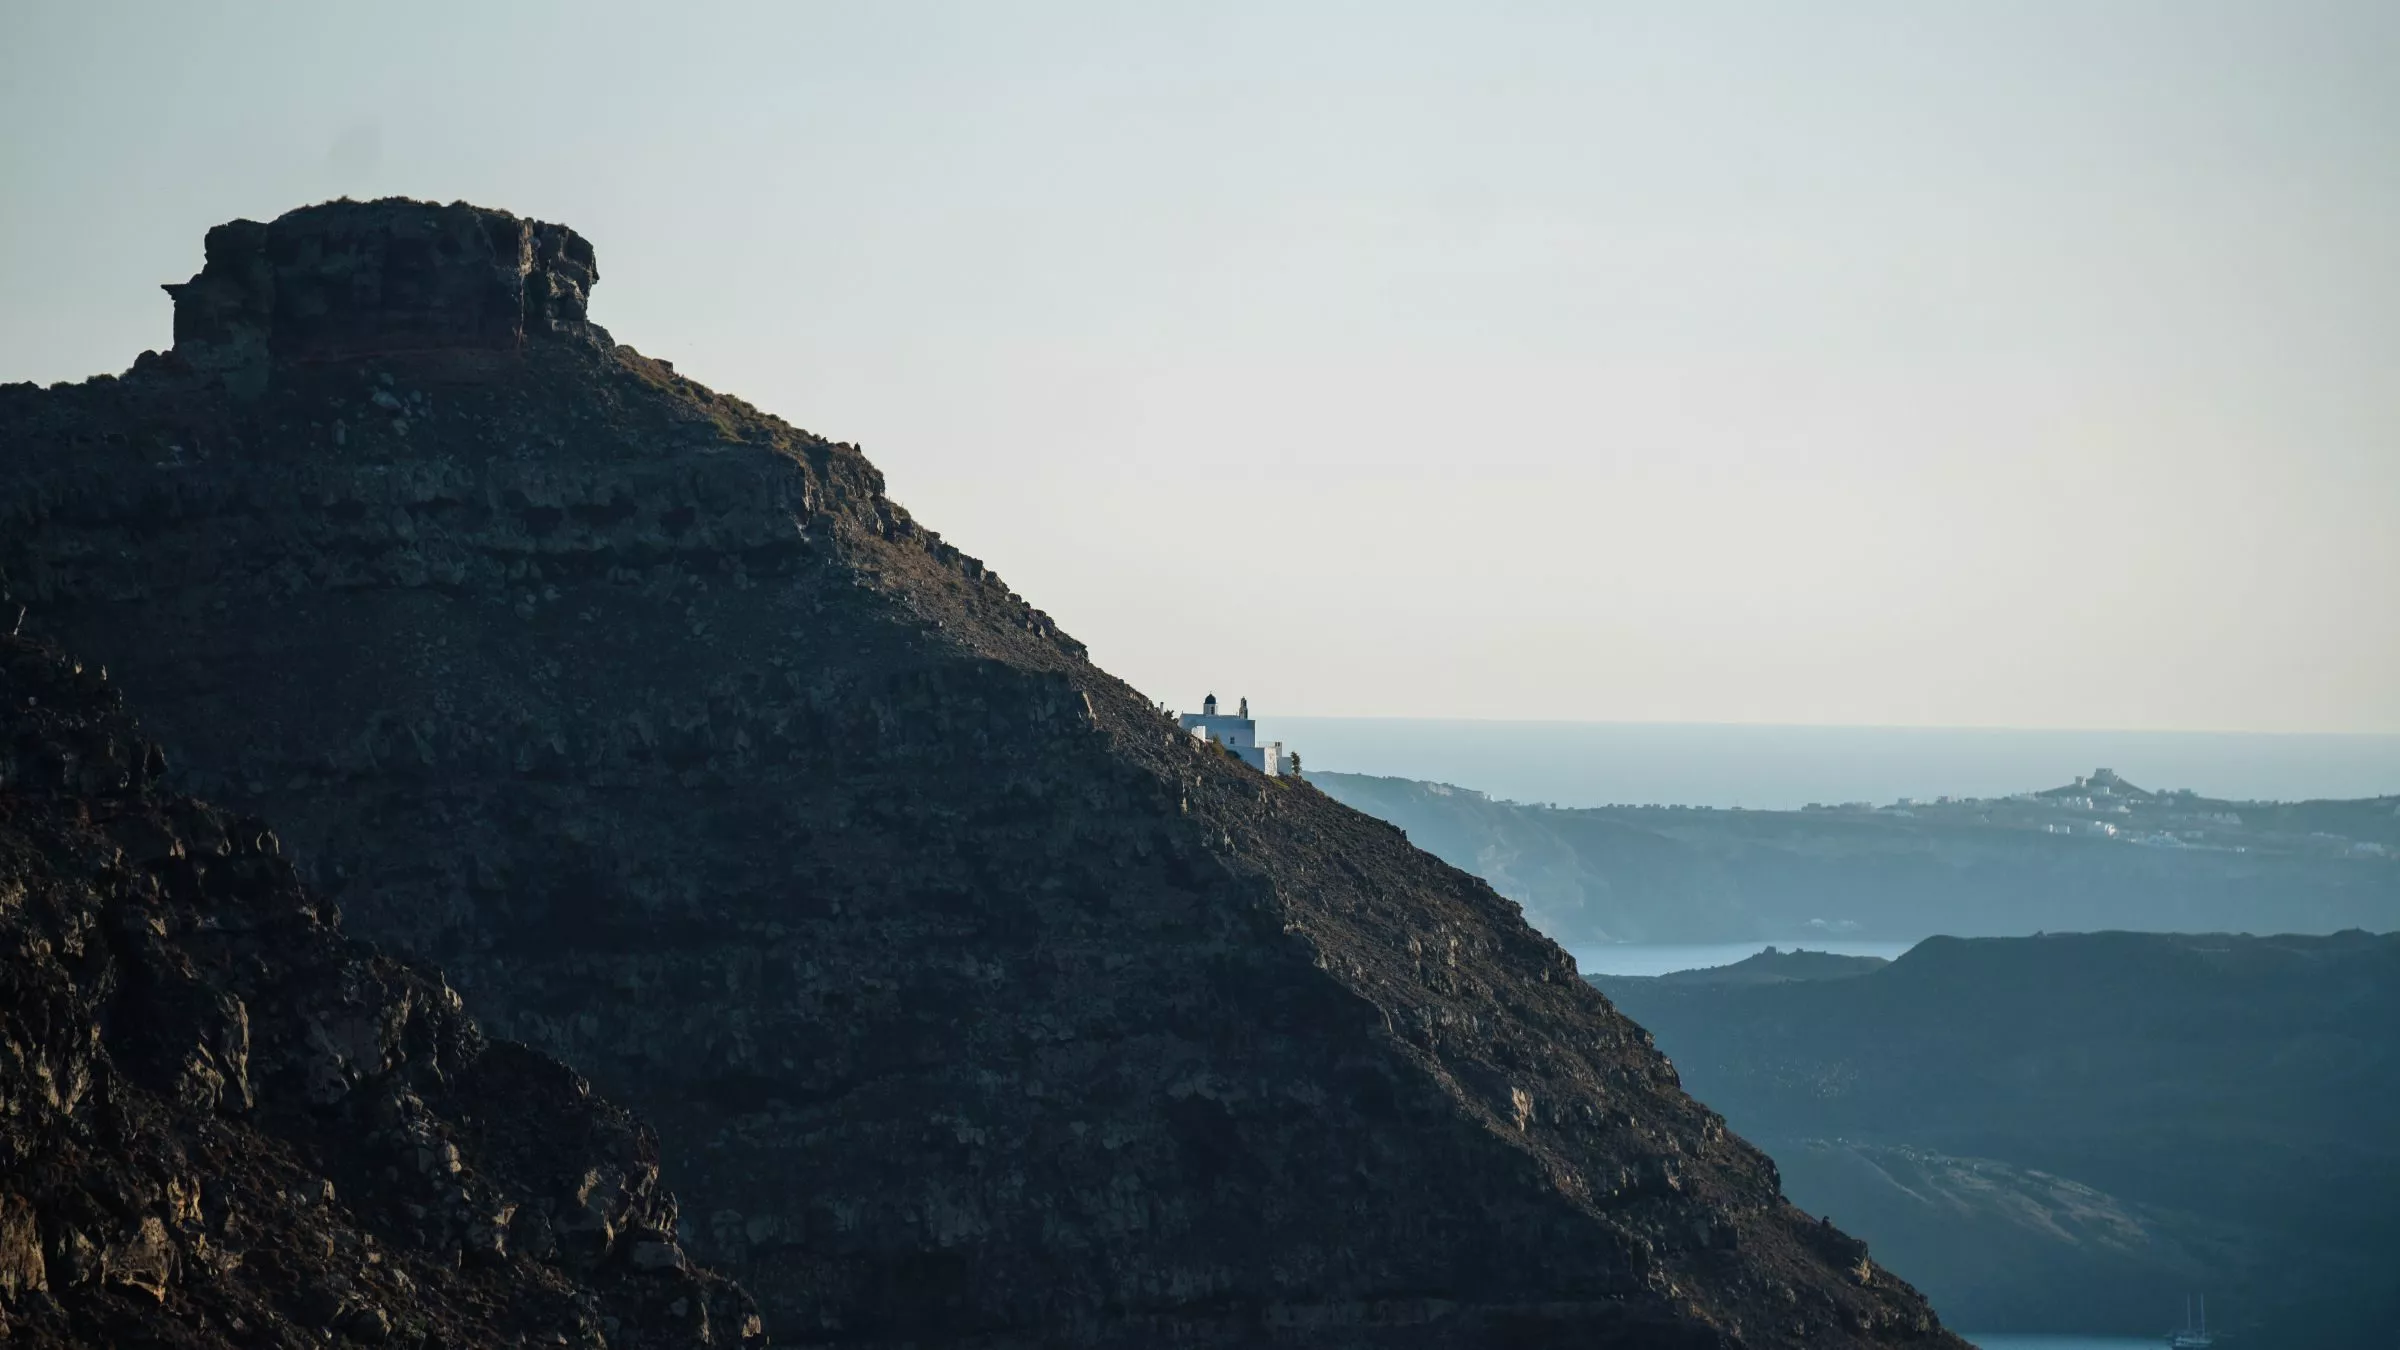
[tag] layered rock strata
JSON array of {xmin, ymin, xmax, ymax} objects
[
  {"xmin": 163, "ymin": 197, "xmax": 605, "ymax": 376},
  {"xmin": 0, "ymin": 625, "xmax": 760, "ymax": 1347},
  {"xmin": 0, "ymin": 198, "xmax": 1966, "ymax": 1348}
]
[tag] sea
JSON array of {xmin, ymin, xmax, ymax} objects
[
  {"xmin": 1966, "ymin": 1339, "xmax": 2157, "ymax": 1350},
  {"xmin": 1968, "ymin": 1335, "xmax": 2160, "ymax": 1345},
  {"xmin": 1255, "ymin": 717, "xmax": 2400, "ymax": 810}
]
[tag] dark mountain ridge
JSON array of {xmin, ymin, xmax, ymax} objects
[
  {"xmin": 0, "ymin": 624, "xmax": 760, "ymax": 1347},
  {"xmin": 1594, "ymin": 930, "xmax": 2400, "ymax": 1344},
  {"xmin": 0, "ymin": 199, "xmax": 1961, "ymax": 1346}
]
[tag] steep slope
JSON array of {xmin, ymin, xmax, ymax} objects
[
  {"xmin": 1595, "ymin": 931, "xmax": 2400, "ymax": 1344},
  {"xmin": 0, "ymin": 198, "xmax": 1961, "ymax": 1348},
  {"xmin": 0, "ymin": 626, "xmax": 761, "ymax": 1346}
]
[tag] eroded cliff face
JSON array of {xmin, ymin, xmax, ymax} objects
[
  {"xmin": 163, "ymin": 198, "xmax": 605, "ymax": 377},
  {"xmin": 0, "ymin": 626, "xmax": 760, "ymax": 1347},
  {"xmin": 0, "ymin": 198, "xmax": 1966, "ymax": 1348}
]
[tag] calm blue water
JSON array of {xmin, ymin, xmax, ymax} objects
[
  {"xmin": 1258, "ymin": 717, "xmax": 2400, "ymax": 809},
  {"xmin": 1575, "ymin": 939, "xmax": 1917, "ymax": 977},
  {"xmin": 1967, "ymin": 1339, "xmax": 2158, "ymax": 1350}
]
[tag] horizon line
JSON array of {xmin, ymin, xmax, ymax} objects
[{"xmin": 1247, "ymin": 714, "xmax": 2400, "ymax": 739}]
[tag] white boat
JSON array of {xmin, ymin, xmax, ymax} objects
[{"xmin": 2168, "ymin": 1294, "xmax": 2215, "ymax": 1349}]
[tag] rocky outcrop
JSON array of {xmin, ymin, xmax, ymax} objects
[
  {"xmin": 161, "ymin": 198, "xmax": 605, "ymax": 377},
  {"xmin": 0, "ymin": 628, "xmax": 760, "ymax": 1347},
  {"xmin": 0, "ymin": 199, "xmax": 1964, "ymax": 1348}
]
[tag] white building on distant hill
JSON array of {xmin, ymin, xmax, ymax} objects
[{"xmin": 1180, "ymin": 694, "xmax": 1285, "ymax": 775}]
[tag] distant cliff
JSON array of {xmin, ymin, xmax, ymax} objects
[
  {"xmin": 1312, "ymin": 772, "xmax": 2400, "ymax": 946},
  {"xmin": 1628, "ymin": 948, "xmax": 1890, "ymax": 987},
  {"xmin": 0, "ymin": 198, "xmax": 1963, "ymax": 1348},
  {"xmin": 1594, "ymin": 931, "xmax": 2400, "ymax": 1345},
  {"xmin": 0, "ymin": 628, "xmax": 759, "ymax": 1347}
]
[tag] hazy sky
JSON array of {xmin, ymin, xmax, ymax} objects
[{"xmin": 5, "ymin": 2, "xmax": 2395, "ymax": 732}]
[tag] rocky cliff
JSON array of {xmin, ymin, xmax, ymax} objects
[
  {"xmin": 0, "ymin": 198, "xmax": 1963, "ymax": 1347},
  {"xmin": 0, "ymin": 624, "xmax": 760, "ymax": 1347}
]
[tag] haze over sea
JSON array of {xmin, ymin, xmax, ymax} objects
[
  {"xmin": 1258, "ymin": 717, "xmax": 2400, "ymax": 811},
  {"xmin": 1965, "ymin": 1339, "xmax": 2156, "ymax": 1350}
]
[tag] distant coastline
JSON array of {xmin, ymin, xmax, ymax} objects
[
  {"xmin": 1574, "ymin": 940, "xmax": 1916, "ymax": 978},
  {"xmin": 1257, "ymin": 717, "xmax": 2400, "ymax": 809},
  {"xmin": 1309, "ymin": 767, "xmax": 2398, "ymax": 945}
]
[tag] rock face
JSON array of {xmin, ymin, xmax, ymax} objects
[
  {"xmin": 0, "ymin": 626, "xmax": 761, "ymax": 1347},
  {"xmin": 163, "ymin": 197, "xmax": 605, "ymax": 376},
  {"xmin": 0, "ymin": 199, "xmax": 1964, "ymax": 1347}
]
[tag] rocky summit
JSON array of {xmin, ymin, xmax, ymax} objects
[
  {"xmin": 0, "ymin": 625, "xmax": 760, "ymax": 1347},
  {"xmin": 0, "ymin": 198, "xmax": 1964, "ymax": 1347}
]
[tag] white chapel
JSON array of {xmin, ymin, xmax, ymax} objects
[{"xmin": 1179, "ymin": 694, "xmax": 1285, "ymax": 776}]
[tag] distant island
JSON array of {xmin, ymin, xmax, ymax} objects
[
  {"xmin": 1311, "ymin": 768, "xmax": 2400, "ymax": 945},
  {"xmin": 1621, "ymin": 945, "xmax": 1892, "ymax": 986}
]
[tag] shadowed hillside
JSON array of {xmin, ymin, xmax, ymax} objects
[
  {"xmin": 0, "ymin": 626, "xmax": 760, "ymax": 1346},
  {"xmin": 1594, "ymin": 931, "xmax": 2400, "ymax": 1344}
]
